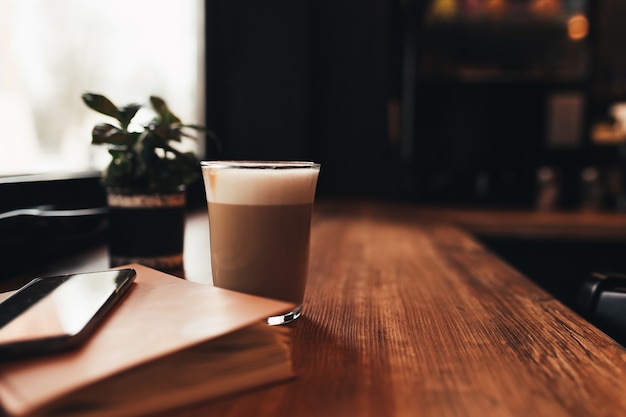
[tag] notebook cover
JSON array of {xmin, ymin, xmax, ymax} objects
[{"xmin": 0, "ymin": 264, "xmax": 294, "ymax": 416}]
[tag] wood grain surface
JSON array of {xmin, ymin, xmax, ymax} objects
[
  {"xmin": 405, "ymin": 205, "xmax": 626, "ymax": 241},
  {"xmin": 6, "ymin": 200, "xmax": 626, "ymax": 416},
  {"xmin": 167, "ymin": 201, "xmax": 626, "ymax": 417}
]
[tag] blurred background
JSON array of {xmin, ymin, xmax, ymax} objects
[
  {"xmin": 204, "ymin": 0, "xmax": 626, "ymax": 210},
  {"xmin": 5, "ymin": 0, "xmax": 626, "ymax": 211}
]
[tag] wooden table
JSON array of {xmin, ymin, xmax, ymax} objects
[
  {"xmin": 391, "ymin": 205, "xmax": 626, "ymax": 241},
  {"xmin": 8, "ymin": 200, "xmax": 626, "ymax": 416}
]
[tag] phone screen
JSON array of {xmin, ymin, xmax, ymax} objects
[{"xmin": 0, "ymin": 269, "xmax": 135, "ymax": 356}]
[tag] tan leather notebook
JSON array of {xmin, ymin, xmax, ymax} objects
[{"xmin": 0, "ymin": 264, "xmax": 295, "ymax": 417}]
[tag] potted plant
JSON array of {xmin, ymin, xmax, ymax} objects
[{"xmin": 82, "ymin": 93, "xmax": 213, "ymax": 275}]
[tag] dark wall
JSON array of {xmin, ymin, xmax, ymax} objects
[
  {"xmin": 205, "ymin": 0, "xmax": 394, "ymax": 198},
  {"xmin": 205, "ymin": 0, "xmax": 313, "ymax": 161},
  {"xmin": 310, "ymin": 0, "xmax": 392, "ymax": 197}
]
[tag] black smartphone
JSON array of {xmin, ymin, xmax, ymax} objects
[{"xmin": 0, "ymin": 268, "xmax": 136, "ymax": 359}]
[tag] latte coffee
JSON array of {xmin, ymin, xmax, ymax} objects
[{"xmin": 201, "ymin": 161, "xmax": 320, "ymax": 324}]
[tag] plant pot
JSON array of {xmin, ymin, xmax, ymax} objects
[{"xmin": 106, "ymin": 188, "xmax": 186, "ymax": 276}]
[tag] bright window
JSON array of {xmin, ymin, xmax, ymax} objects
[{"xmin": 0, "ymin": 0, "xmax": 204, "ymax": 177}]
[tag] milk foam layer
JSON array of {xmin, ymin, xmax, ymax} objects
[{"xmin": 202, "ymin": 162, "xmax": 320, "ymax": 205}]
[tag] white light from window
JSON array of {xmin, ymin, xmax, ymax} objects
[{"xmin": 0, "ymin": 0, "xmax": 204, "ymax": 176}]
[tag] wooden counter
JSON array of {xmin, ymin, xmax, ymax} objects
[
  {"xmin": 7, "ymin": 200, "xmax": 626, "ymax": 416},
  {"xmin": 399, "ymin": 205, "xmax": 626, "ymax": 241}
]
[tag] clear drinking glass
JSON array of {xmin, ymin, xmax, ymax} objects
[{"xmin": 200, "ymin": 161, "xmax": 320, "ymax": 325}]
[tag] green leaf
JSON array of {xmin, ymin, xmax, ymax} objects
[
  {"xmin": 150, "ymin": 96, "xmax": 181, "ymax": 125},
  {"xmin": 91, "ymin": 123, "xmax": 131, "ymax": 146},
  {"xmin": 183, "ymin": 125, "xmax": 218, "ymax": 141},
  {"xmin": 82, "ymin": 93, "xmax": 120, "ymax": 120},
  {"xmin": 118, "ymin": 104, "xmax": 141, "ymax": 130},
  {"xmin": 181, "ymin": 124, "xmax": 207, "ymax": 131},
  {"xmin": 102, "ymin": 149, "xmax": 134, "ymax": 187}
]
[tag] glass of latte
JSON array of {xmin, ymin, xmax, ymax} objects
[{"xmin": 200, "ymin": 161, "xmax": 320, "ymax": 325}]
